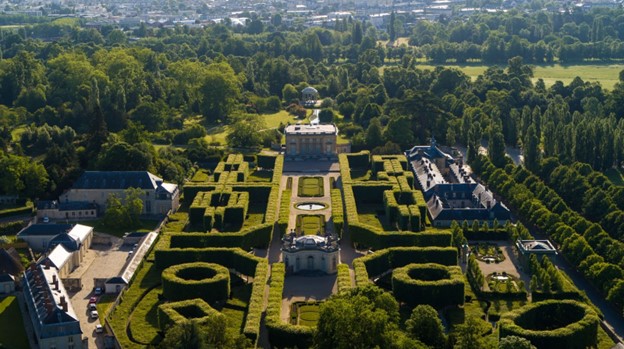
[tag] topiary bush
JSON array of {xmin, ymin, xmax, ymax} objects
[
  {"xmin": 162, "ymin": 262, "xmax": 230, "ymax": 304},
  {"xmin": 499, "ymin": 300, "xmax": 599, "ymax": 349},
  {"xmin": 158, "ymin": 298, "xmax": 226, "ymax": 331},
  {"xmin": 392, "ymin": 263, "xmax": 465, "ymax": 308}
]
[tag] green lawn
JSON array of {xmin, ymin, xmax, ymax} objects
[
  {"xmin": 247, "ymin": 170, "xmax": 273, "ymax": 182},
  {"xmin": 295, "ymin": 303, "xmax": 321, "ymax": 327},
  {"xmin": 356, "ymin": 204, "xmax": 395, "ymax": 231},
  {"xmin": 70, "ymin": 219, "xmax": 160, "ymax": 238},
  {"xmin": 0, "ymin": 296, "xmax": 29, "ymax": 349},
  {"xmin": 128, "ymin": 287, "xmax": 162, "ymax": 346},
  {"xmin": 296, "ymin": 214, "xmax": 325, "ymax": 235},
  {"xmin": 415, "ymin": 63, "xmax": 624, "ymax": 90},
  {"xmin": 297, "ymin": 177, "xmax": 324, "ymax": 197}
]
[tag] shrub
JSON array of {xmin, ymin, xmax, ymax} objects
[
  {"xmin": 336, "ymin": 264, "xmax": 352, "ymax": 292},
  {"xmin": 158, "ymin": 298, "xmax": 225, "ymax": 331},
  {"xmin": 330, "ymin": 189, "xmax": 344, "ymax": 237},
  {"xmin": 162, "ymin": 262, "xmax": 230, "ymax": 304},
  {"xmin": 499, "ymin": 300, "xmax": 599, "ymax": 349},
  {"xmin": 243, "ymin": 260, "xmax": 268, "ymax": 344},
  {"xmin": 392, "ymin": 263, "xmax": 465, "ymax": 307}
]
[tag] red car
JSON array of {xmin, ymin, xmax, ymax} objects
[{"xmin": 89, "ymin": 297, "xmax": 97, "ymax": 304}]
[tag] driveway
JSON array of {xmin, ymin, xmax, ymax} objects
[{"xmin": 67, "ymin": 234, "xmax": 131, "ymax": 349}]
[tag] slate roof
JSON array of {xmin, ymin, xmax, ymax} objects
[
  {"xmin": 71, "ymin": 171, "xmax": 164, "ymax": 190},
  {"xmin": 37, "ymin": 200, "xmax": 98, "ymax": 211},
  {"xmin": 0, "ymin": 273, "xmax": 14, "ymax": 283},
  {"xmin": 0, "ymin": 248, "xmax": 23, "ymax": 276},
  {"xmin": 18, "ymin": 224, "xmax": 73, "ymax": 237},
  {"xmin": 105, "ymin": 276, "xmax": 127, "ymax": 284}
]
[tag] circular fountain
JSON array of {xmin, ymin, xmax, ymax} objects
[{"xmin": 295, "ymin": 202, "xmax": 327, "ymax": 211}]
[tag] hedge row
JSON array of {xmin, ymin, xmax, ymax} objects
[
  {"xmin": 272, "ymin": 155, "xmax": 284, "ymax": 184},
  {"xmin": 346, "ymin": 151, "xmax": 370, "ymax": 169},
  {"xmin": 499, "ymin": 300, "xmax": 599, "ymax": 349},
  {"xmin": 278, "ymin": 189, "xmax": 292, "ymax": 236},
  {"xmin": 353, "ymin": 246, "xmax": 458, "ymax": 281},
  {"xmin": 330, "ymin": 189, "xmax": 344, "ymax": 237},
  {"xmin": 392, "ymin": 263, "xmax": 465, "ymax": 308},
  {"xmin": 162, "ymin": 262, "xmax": 230, "ymax": 303},
  {"xmin": 157, "ymin": 298, "xmax": 226, "ymax": 331},
  {"xmin": 242, "ymin": 259, "xmax": 268, "ymax": 344},
  {"xmin": 266, "ymin": 263, "xmax": 314, "ymax": 349},
  {"xmin": 0, "ymin": 203, "xmax": 33, "ymax": 218},
  {"xmin": 349, "ymin": 222, "xmax": 452, "ymax": 250},
  {"xmin": 336, "ymin": 264, "xmax": 352, "ymax": 292},
  {"xmin": 155, "ymin": 247, "xmax": 262, "ymax": 275},
  {"xmin": 168, "ymin": 223, "xmax": 273, "ymax": 250},
  {"xmin": 338, "ymin": 154, "xmax": 352, "ymax": 183}
]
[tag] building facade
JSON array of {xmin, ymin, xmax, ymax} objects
[
  {"xmin": 23, "ymin": 264, "xmax": 82, "ymax": 349},
  {"xmin": 282, "ymin": 235, "xmax": 340, "ymax": 274},
  {"xmin": 284, "ymin": 124, "xmax": 338, "ymax": 157},
  {"xmin": 37, "ymin": 201, "xmax": 98, "ymax": 221},
  {"xmin": 61, "ymin": 171, "xmax": 180, "ymax": 216}
]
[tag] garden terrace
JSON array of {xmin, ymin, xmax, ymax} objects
[
  {"xmin": 162, "ymin": 262, "xmax": 230, "ymax": 303},
  {"xmin": 499, "ymin": 300, "xmax": 599, "ymax": 349},
  {"xmin": 391, "ymin": 263, "xmax": 465, "ymax": 308},
  {"xmin": 296, "ymin": 214, "xmax": 326, "ymax": 236}
]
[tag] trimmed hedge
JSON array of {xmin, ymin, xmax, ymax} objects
[
  {"xmin": 168, "ymin": 223, "xmax": 273, "ymax": 250},
  {"xmin": 278, "ymin": 189, "xmax": 292, "ymax": 236},
  {"xmin": 0, "ymin": 203, "xmax": 33, "ymax": 218},
  {"xmin": 346, "ymin": 151, "xmax": 370, "ymax": 169},
  {"xmin": 272, "ymin": 155, "xmax": 284, "ymax": 183},
  {"xmin": 158, "ymin": 298, "xmax": 226, "ymax": 331},
  {"xmin": 349, "ymin": 222, "xmax": 452, "ymax": 250},
  {"xmin": 392, "ymin": 263, "xmax": 465, "ymax": 307},
  {"xmin": 330, "ymin": 189, "xmax": 344, "ymax": 237},
  {"xmin": 354, "ymin": 246, "xmax": 458, "ymax": 281},
  {"xmin": 155, "ymin": 247, "xmax": 263, "ymax": 275},
  {"xmin": 499, "ymin": 300, "xmax": 599, "ymax": 349},
  {"xmin": 162, "ymin": 262, "xmax": 230, "ymax": 303},
  {"xmin": 266, "ymin": 263, "xmax": 314, "ymax": 349},
  {"xmin": 336, "ymin": 264, "xmax": 352, "ymax": 292},
  {"xmin": 242, "ymin": 259, "xmax": 268, "ymax": 344}
]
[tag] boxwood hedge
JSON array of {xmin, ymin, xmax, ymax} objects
[
  {"xmin": 266, "ymin": 263, "xmax": 314, "ymax": 349},
  {"xmin": 391, "ymin": 263, "xmax": 465, "ymax": 307},
  {"xmin": 162, "ymin": 262, "xmax": 230, "ymax": 303},
  {"xmin": 336, "ymin": 264, "xmax": 352, "ymax": 292},
  {"xmin": 499, "ymin": 300, "xmax": 599, "ymax": 349},
  {"xmin": 157, "ymin": 298, "xmax": 225, "ymax": 331}
]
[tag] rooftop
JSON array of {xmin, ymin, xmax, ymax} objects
[
  {"xmin": 70, "ymin": 171, "xmax": 165, "ymax": 190},
  {"xmin": 284, "ymin": 124, "xmax": 337, "ymax": 135}
]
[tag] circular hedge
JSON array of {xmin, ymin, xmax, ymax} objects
[
  {"xmin": 162, "ymin": 262, "xmax": 230, "ymax": 304},
  {"xmin": 499, "ymin": 300, "xmax": 599, "ymax": 349},
  {"xmin": 391, "ymin": 263, "xmax": 464, "ymax": 308}
]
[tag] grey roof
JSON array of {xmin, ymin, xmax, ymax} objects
[
  {"xmin": 0, "ymin": 248, "xmax": 23, "ymax": 276},
  {"xmin": 105, "ymin": 276, "xmax": 127, "ymax": 284},
  {"xmin": 0, "ymin": 273, "xmax": 14, "ymax": 283},
  {"xmin": 37, "ymin": 200, "xmax": 98, "ymax": 211},
  {"xmin": 18, "ymin": 224, "xmax": 73, "ymax": 237},
  {"xmin": 71, "ymin": 171, "xmax": 163, "ymax": 190},
  {"xmin": 301, "ymin": 86, "xmax": 318, "ymax": 94}
]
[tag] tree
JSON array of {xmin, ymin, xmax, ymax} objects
[
  {"xmin": 498, "ymin": 336, "xmax": 535, "ymax": 349},
  {"xmin": 405, "ymin": 305, "xmax": 446, "ymax": 348},
  {"xmin": 488, "ymin": 120, "xmax": 506, "ymax": 168},
  {"xmin": 366, "ymin": 117, "xmax": 384, "ymax": 148},
  {"xmin": 385, "ymin": 115, "xmax": 414, "ymax": 149},
  {"xmin": 318, "ymin": 108, "xmax": 335, "ymax": 123},
  {"xmin": 454, "ymin": 315, "xmax": 487, "ymax": 349},
  {"xmin": 199, "ymin": 62, "xmax": 241, "ymax": 122},
  {"xmin": 315, "ymin": 285, "xmax": 403, "ymax": 349},
  {"xmin": 226, "ymin": 115, "xmax": 264, "ymax": 148},
  {"xmin": 102, "ymin": 188, "xmax": 144, "ymax": 229},
  {"xmin": 523, "ymin": 124, "xmax": 540, "ymax": 172}
]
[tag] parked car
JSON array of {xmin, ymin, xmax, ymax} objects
[
  {"xmin": 88, "ymin": 303, "xmax": 97, "ymax": 311},
  {"xmin": 42, "ymin": 216, "xmax": 49, "ymax": 223},
  {"xmin": 89, "ymin": 296, "xmax": 97, "ymax": 304},
  {"xmin": 127, "ymin": 251, "xmax": 134, "ymax": 258},
  {"xmin": 95, "ymin": 324, "xmax": 104, "ymax": 334},
  {"xmin": 94, "ymin": 287, "xmax": 103, "ymax": 296},
  {"xmin": 90, "ymin": 310, "xmax": 98, "ymax": 320}
]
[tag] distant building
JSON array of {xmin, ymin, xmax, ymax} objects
[
  {"xmin": 284, "ymin": 124, "xmax": 339, "ymax": 158},
  {"xmin": 104, "ymin": 276, "xmax": 128, "ymax": 294},
  {"xmin": 516, "ymin": 239, "xmax": 557, "ymax": 256},
  {"xmin": 301, "ymin": 86, "xmax": 319, "ymax": 105},
  {"xmin": 17, "ymin": 224, "xmax": 93, "ymax": 254},
  {"xmin": 282, "ymin": 234, "xmax": 340, "ymax": 274},
  {"xmin": 37, "ymin": 200, "xmax": 98, "ymax": 221},
  {"xmin": 61, "ymin": 171, "xmax": 180, "ymax": 216},
  {"xmin": 406, "ymin": 140, "xmax": 510, "ymax": 228},
  {"xmin": 23, "ymin": 263, "xmax": 82, "ymax": 349}
]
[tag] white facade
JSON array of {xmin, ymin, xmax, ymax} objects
[{"xmin": 282, "ymin": 235, "xmax": 340, "ymax": 274}]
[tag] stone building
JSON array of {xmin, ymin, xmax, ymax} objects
[
  {"xmin": 284, "ymin": 124, "xmax": 338, "ymax": 158},
  {"xmin": 282, "ymin": 234, "xmax": 340, "ymax": 274}
]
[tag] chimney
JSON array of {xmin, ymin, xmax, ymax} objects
[
  {"xmin": 45, "ymin": 259, "xmax": 51, "ymax": 270},
  {"xmin": 30, "ymin": 263, "xmax": 36, "ymax": 271},
  {"xmin": 52, "ymin": 274, "xmax": 57, "ymax": 283},
  {"xmin": 487, "ymin": 201, "xmax": 491, "ymax": 209},
  {"xmin": 60, "ymin": 296, "xmax": 67, "ymax": 312}
]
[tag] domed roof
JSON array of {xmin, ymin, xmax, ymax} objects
[{"xmin": 302, "ymin": 86, "xmax": 318, "ymax": 94}]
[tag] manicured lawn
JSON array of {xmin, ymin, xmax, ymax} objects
[
  {"xmin": 96, "ymin": 293, "xmax": 117, "ymax": 319},
  {"xmin": 241, "ymin": 203, "xmax": 267, "ymax": 230},
  {"xmin": 247, "ymin": 170, "xmax": 273, "ymax": 182},
  {"xmin": 415, "ymin": 63, "xmax": 624, "ymax": 90},
  {"xmin": 297, "ymin": 177, "xmax": 324, "ymax": 197},
  {"xmin": 350, "ymin": 169, "xmax": 372, "ymax": 181},
  {"xmin": 204, "ymin": 125, "xmax": 230, "ymax": 146},
  {"xmin": 296, "ymin": 303, "xmax": 321, "ymax": 327},
  {"xmin": 128, "ymin": 287, "xmax": 162, "ymax": 346},
  {"xmin": 70, "ymin": 219, "xmax": 161, "ymax": 238},
  {"xmin": 0, "ymin": 296, "xmax": 30, "ymax": 349},
  {"xmin": 356, "ymin": 204, "xmax": 395, "ymax": 231},
  {"xmin": 220, "ymin": 279, "xmax": 253, "ymax": 332},
  {"xmin": 296, "ymin": 214, "xmax": 325, "ymax": 235}
]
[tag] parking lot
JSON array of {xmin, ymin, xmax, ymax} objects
[{"xmin": 67, "ymin": 234, "xmax": 133, "ymax": 349}]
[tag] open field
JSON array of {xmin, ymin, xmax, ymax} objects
[
  {"xmin": 0, "ymin": 296, "xmax": 30, "ymax": 349},
  {"xmin": 414, "ymin": 64, "xmax": 624, "ymax": 90},
  {"xmin": 297, "ymin": 177, "xmax": 324, "ymax": 197}
]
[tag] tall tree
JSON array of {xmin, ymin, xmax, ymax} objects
[
  {"xmin": 523, "ymin": 124, "xmax": 540, "ymax": 172},
  {"xmin": 405, "ymin": 305, "xmax": 446, "ymax": 348}
]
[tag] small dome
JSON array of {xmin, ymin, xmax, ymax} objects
[{"xmin": 302, "ymin": 86, "xmax": 318, "ymax": 94}]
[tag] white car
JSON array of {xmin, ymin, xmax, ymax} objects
[
  {"xmin": 88, "ymin": 303, "xmax": 97, "ymax": 311},
  {"xmin": 90, "ymin": 310, "xmax": 98, "ymax": 320},
  {"xmin": 42, "ymin": 216, "xmax": 49, "ymax": 223},
  {"xmin": 95, "ymin": 324, "xmax": 104, "ymax": 334}
]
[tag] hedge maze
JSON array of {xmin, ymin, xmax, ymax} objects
[
  {"xmin": 157, "ymin": 298, "xmax": 226, "ymax": 331},
  {"xmin": 151, "ymin": 154, "xmax": 282, "ymax": 346},
  {"xmin": 499, "ymin": 300, "xmax": 599, "ymax": 349},
  {"xmin": 391, "ymin": 263, "xmax": 465, "ymax": 308},
  {"xmin": 340, "ymin": 152, "xmax": 451, "ymax": 250}
]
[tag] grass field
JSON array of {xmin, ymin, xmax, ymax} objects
[
  {"xmin": 0, "ymin": 296, "xmax": 30, "ymax": 349},
  {"xmin": 128, "ymin": 287, "xmax": 162, "ymax": 345},
  {"xmin": 415, "ymin": 63, "xmax": 624, "ymax": 90},
  {"xmin": 296, "ymin": 214, "xmax": 326, "ymax": 235},
  {"xmin": 297, "ymin": 177, "xmax": 324, "ymax": 197}
]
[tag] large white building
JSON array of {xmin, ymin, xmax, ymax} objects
[
  {"xmin": 284, "ymin": 124, "xmax": 339, "ymax": 157},
  {"xmin": 282, "ymin": 234, "xmax": 340, "ymax": 274}
]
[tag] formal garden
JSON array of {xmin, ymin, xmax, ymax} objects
[{"xmin": 99, "ymin": 152, "xmax": 617, "ymax": 349}]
